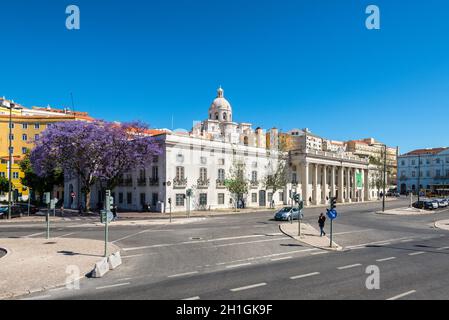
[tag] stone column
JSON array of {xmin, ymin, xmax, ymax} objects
[
  {"xmin": 322, "ymin": 165, "xmax": 328, "ymax": 204},
  {"xmin": 364, "ymin": 169, "xmax": 370, "ymax": 201},
  {"xmin": 346, "ymin": 167, "xmax": 351, "ymax": 202},
  {"xmin": 338, "ymin": 166, "xmax": 344, "ymax": 203},
  {"xmin": 312, "ymin": 164, "xmax": 319, "ymax": 205},
  {"xmin": 331, "ymin": 166, "xmax": 336, "ymax": 198},
  {"xmin": 302, "ymin": 163, "xmax": 310, "ymax": 206}
]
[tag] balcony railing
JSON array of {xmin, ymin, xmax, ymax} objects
[
  {"xmin": 216, "ymin": 179, "xmax": 226, "ymax": 189},
  {"xmin": 173, "ymin": 177, "xmax": 187, "ymax": 188},
  {"xmin": 137, "ymin": 178, "xmax": 147, "ymax": 186},
  {"xmin": 149, "ymin": 177, "xmax": 159, "ymax": 186},
  {"xmin": 119, "ymin": 178, "xmax": 133, "ymax": 186},
  {"xmin": 197, "ymin": 178, "xmax": 210, "ymax": 189}
]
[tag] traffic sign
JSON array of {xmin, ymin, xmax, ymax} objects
[
  {"xmin": 326, "ymin": 209, "xmax": 338, "ymax": 220},
  {"xmin": 100, "ymin": 210, "xmax": 114, "ymax": 224}
]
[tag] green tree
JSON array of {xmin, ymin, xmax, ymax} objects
[
  {"xmin": 0, "ymin": 175, "xmax": 10, "ymax": 193},
  {"xmin": 20, "ymin": 151, "xmax": 63, "ymax": 202},
  {"xmin": 225, "ymin": 160, "xmax": 249, "ymax": 211}
]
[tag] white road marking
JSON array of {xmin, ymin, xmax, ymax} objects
[
  {"xmin": 183, "ymin": 296, "xmax": 201, "ymax": 300},
  {"xmin": 346, "ymin": 237, "xmax": 414, "ymax": 250},
  {"xmin": 378, "ymin": 242, "xmax": 391, "ymax": 246},
  {"xmin": 49, "ymin": 287, "xmax": 66, "ymax": 292},
  {"xmin": 409, "ymin": 251, "xmax": 425, "ymax": 256},
  {"xmin": 337, "ymin": 263, "xmax": 362, "ymax": 270},
  {"xmin": 211, "ymin": 237, "xmax": 287, "ymax": 248},
  {"xmin": 56, "ymin": 232, "xmax": 77, "ymax": 238},
  {"xmin": 230, "ymin": 283, "xmax": 267, "ymax": 292},
  {"xmin": 226, "ymin": 263, "xmax": 251, "ymax": 269},
  {"xmin": 376, "ymin": 257, "xmax": 396, "ymax": 262},
  {"xmin": 167, "ymin": 271, "xmax": 199, "ymax": 278},
  {"xmin": 96, "ymin": 282, "xmax": 130, "ymax": 290},
  {"xmin": 112, "ymin": 230, "xmax": 150, "ymax": 243},
  {"xmin": 387, "ymin": 290, "xmax": 416, "ymax": 300},
  {"xmin": 310, "ymin": 251, "xmax": 329, "ymax": 255},
  {"xmin": 123, "ymin": 234, "xmax": 282, "ymax": 251},
  {"xmin": 22, "ymin": 232, "xmax": 45, "ymax": 238},
  {"xmin": 116, "ymin": 278, "xmax": 133, "ymax": 282},
  {"xmin": 271, "ymin": 256, "xmax": 292, "ymax": 262},
  {"xmin": 437, "ymin": 246, "xmax": 449, "ymax": 251},
  {"xmin": 333, "ymin": 229, "xmax": 372, "ymax": 236},
  {"xmin": 21, "ymin": 295, "xmax": 52, "ymax": 300},
  {"xmin": 122, "ymin": 254, "xmax": 144, "ymax": 259},
  {"xmin": 400, "ymin": 239, "xmax": 414, "ymax": 243},
  {"xmin": 290, "ymin": 272, "xmax": 320, "ymax": 280}
]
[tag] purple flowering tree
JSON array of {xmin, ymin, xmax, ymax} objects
[{"xmin": 31, "ymin": 120, "xmax": 161, "ymax": 212}]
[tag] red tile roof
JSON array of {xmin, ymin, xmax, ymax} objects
[{"xmin": 404, "ymin": 148, "xmax": 448, "ymax": 156}]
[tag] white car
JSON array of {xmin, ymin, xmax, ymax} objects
[{"xmin": 437, "ymin": 199, "xmax": 448, "ymax": 208}]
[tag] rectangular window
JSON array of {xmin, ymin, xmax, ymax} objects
[
  {"xmin": 118, "ymin": 193, "xmax": 123, "ymax": 204},
  {"xmin": 436, "ymin": 169, "xmax": 441, "ymax": 177},
  {"xmin": 34, "ymin": 123, "xmax": 40, "ymax": 129},
  {"xmin": 13, "ymin": 172, "xmax": 19, "ymax": 179},
  {"xmin": 152, "ymin": 193, "xmax": 158, "ymax": 206},
  {"xmin": 127, "ymin": 192, "xmax": 132, "ymax": 204},
  {"xmin": 218, "ymin": 169, "xmax": 225, "ymax": 181},
  {"xmin": 200, "ymin": 157, "xmax": 207, "ymax": 165},
  {"xmin": 200, "ymin": 168, "xmax": 207, "ymax": 180},
  {"xmin": 411, "ymin": 160, "xmax": 415, "ymax": 165},
  {"xmin": 218, "ymin": 193, "xmax": 225, "ymax": 205},
  {"xmin": 140, "ymin": 193, "xmax": 146, "ymax": 205},
  {"xmin": 401, "ymin": 160, "xmax": 405, "ymax": 166},
  {"xmin": 426, "ymin": 171, "xmax": 430, "ymax": 177},
  {"xmin": 22, "ymin": 123, "xmax": 28, "ymax": 129},
  {"xmin": 252, "ymin": 193, "xmax": 257, "ymax": 203},
  {"xmin": 22, "ymin": 147, "xmax": 27, "ymax": 154},
  {"xmin": 35, "ymin": 134, "xmax": 40, "ymax": 141},
  {"xmin": 22, "ymin": 134, "xmax": 27, "ymax": 141},
  {"xmin": 176, "ymin": 194, "xmax": 185, "ymax": 206},
  {"xmin": 0, "ymin": 172, "xmax": 5, "ymax": 177},
  {"xmin": 426, "ymin": 159, "xmax": 430, "ymax": 164},
  {"xmin": 9, "ymin": 123, "xmax": 14, "ymax": 129},
  {"xmin": 251, "ymin": 171, "xmax": 258, "ymax": 182},
  {"xmin": 176, "ymin": 166, "xmax": 185, "ymax": 179},
  {"xmin": 268, "ymin": 193, "xmax": 273, "ymax": 202},
  {"xmin": 199, "ymin": 193, "xmax": 207, "ymax": 205},
  {"xmin": 152, "ymin": 156, "xmax": 159, "ymax": 163},
  {"xmin": 152, "ymin": 166, "xmax": 158, "ymax": 179},
  {"xmin": 218, "ymin": 158, "xmax": 225, "ymax": 165},
  {"xmin": 412, "ymin": 171, "xmax": 416, "ymax": 177},
  {"xmin": 9, "ymin": 134, "xmax": 14, "ymax": 141}
]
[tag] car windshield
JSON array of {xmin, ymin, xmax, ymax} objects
[{"xmin": 281, "ymin": 207, "xmax": 292, "ymax": 212}]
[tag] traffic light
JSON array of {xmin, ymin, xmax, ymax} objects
[
  {"xmin": 330, "ymin": 197, "xmax": 337, "ymax": 210},
  {"xmin": 298, "ymin": 200, "xmax": 304, "ymax": 211},
  {"xmin": 293, "ymin": 193, "xmax": 300, "ymax": 204}
]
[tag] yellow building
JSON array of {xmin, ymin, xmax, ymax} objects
[{"xmin": 0, "ymin": 97, "xmax": 92, "ymax": 201}]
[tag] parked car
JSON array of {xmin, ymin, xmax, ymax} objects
[
  {"xmin": 274, "ymin": 207, "xmax": 300, "ymax": 221},
  {"xmin": 386, "ymin": 191, "xmax": 400, "ymax": 197},
  {"xmin": 15, "ymin": 203, "xmax": 39, "ymax": 215},
  {"xmin": 0, "ymin": 205, "xmax": 25, "ymax": 219},
  {"xmin": 437, "ymin": 199, "xmax": 449, "ymax": 208},
  {"xmin": 412, "ymin": 201, "xmax": 437, "ymax": 210}
]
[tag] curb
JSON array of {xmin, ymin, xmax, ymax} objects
[{"xmin": 278, "ymin": 224, "xmax": 343, "ymax": 252}]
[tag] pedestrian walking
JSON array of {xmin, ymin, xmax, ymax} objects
[
  {"xmin": 112, "ymin": 204, "xmax": 118, "ymax": 221},
  {"xmin": 318, "ymin": 213, "xmax": 326, "ymax": 237}
]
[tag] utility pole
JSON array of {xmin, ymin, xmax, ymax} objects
[{"xmin": 8, "ymin": 103, "xmax": 13, "ymax": 220}]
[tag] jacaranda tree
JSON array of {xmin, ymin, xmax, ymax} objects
[{"xmin": 31, "ymin": 120, "xmax": 161, "ymax": 212}]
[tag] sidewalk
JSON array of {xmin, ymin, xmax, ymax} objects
[
  {"xmin": 0, "ymin": 238, "xmax": 120, "ymax": 299},
  {"xmin": 279, "ymin": 222, "xmax": 342, "ymax": 251},
  {"xmin": 376, "ymin": 207, "xmax": 428, "ymax": 215}
]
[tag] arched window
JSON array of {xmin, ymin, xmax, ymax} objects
[
  {"xmin": 215, "ymin": 113, "xmax": 219, "ymax": 120},
  {"xmin": 244, "ymin": 136, "xmax": 249, "ymax": 146},
  {"xmin": 223, "ymin": 112, "xmax": 227, "ymax": 121}
]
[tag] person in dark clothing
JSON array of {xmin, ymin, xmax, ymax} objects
[
  {"xmin": 318, "ymin": 213, "xmax": 326, "ymax": 237},
  {"xmin": 112, "ymin": 204, "xmax": 118, "ymax": 221}
]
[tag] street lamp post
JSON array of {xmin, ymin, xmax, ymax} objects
[
  {"xmin": 417, "ymin": 154, "xmax": 421, "ymax": 202},
  {"xmin": 8, "ymin": 103, "xmax": 13, "ymax": 220},
  {"xmin": 382, "ymin": 144, "xmax": 387, "ymax": 212}
]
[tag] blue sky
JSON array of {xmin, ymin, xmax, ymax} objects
[{"xmin": 1, "ymin": 0, "xmax": 448, "ymax": 153}]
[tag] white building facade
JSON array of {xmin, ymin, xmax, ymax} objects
[{"xmin": 64, "ymin": 87, "xmax": 380, "ymax": 212}]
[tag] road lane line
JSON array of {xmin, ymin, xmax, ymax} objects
[
  {"xmin": 346, "ymin": 237, "xmax": 414, "ymax": 250},
  {"xmin": 167, "ymin": 271, "xmax": 199, "ymax": 278},
  {"xmin": 400, "ymin": 239, "xmax": 414, "ymax": 243},
  {"xmin": 290, "ymin": 272, "xmax": 320, "ymax": 280},
  {"xmin": 96, "ymin": 282, "xmax": 130, "ymax": 290},
  {"xmin": 22, "ymin": 232, "xmax": 45, "ymax": 238},
  {"xmin": 122, "ymin": 253, "xmax": 150, "ymax": 259},
  {"xmin": 21, "ymin": 295, "xmax": 52, "ymax": 300},
  {"xmin": 212, "ymin": 237, "xmax": 287, "ymax": 248},
  {"xmin": 378, "ymin": 242, "xmax": 391, "ymax": 246},
  {"xmin": 183, "ymin": 296, "xmax": 201, "ymax": 300},
  {"xmin": 333, "ymin": 229, "xmax": 372, "ymax": 236},
  {"xmin": 56, "ymin": 232, "xmax": 77, "ymax": 238},
  {"xmin": 387, "ymin": 290, "xmax": 416, "ymax": 300},
  {"xmin": 437, "ymin": 246, "xmax": 449, "ymax": 251},
  {"xmin": 337, "ymin": 263, "xmax": 362, "ymax": 270},
  {"xmin": 112, "ymin": 230, "xmax": 151, "ymax": 243},
  {"xmin": 226, "ymin": 263, "xmax": 251, "ymax": 269},
  {"xmin": 271, "ymin": 256, "xmax": 292, "ymax": 262},
  {"xmin": 311, "ymin": 251, "xmax": 329, "ymax": 255},
  {"xmin": 409, "ymin": 251, "xmax": 425, "ymax": 256},
  {"xmin": 230, "ymin": 283, "xmax": 267, "ymax": 292},
  {"xmin": 116, "ymin": 278, "xmax": 133, "ymax": 282},
  {"xmin": 49, "ymin": 287, "xmax": 65, "ymax": 292},
  {"xmin": 376, "ymin": 257, "xmax": 396, "ymax": 262}
]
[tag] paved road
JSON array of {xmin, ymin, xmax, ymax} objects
[{"xmin": 2, "ymin": 198, "xmax": 449, "ymax": 300}]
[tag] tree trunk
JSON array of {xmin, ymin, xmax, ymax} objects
[{"xmin": 85, "ymin": 189, "xmax": 91, "ymax": 213}]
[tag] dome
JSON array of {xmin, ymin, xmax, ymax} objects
[{"xmin": 208, "ymin": 87, "xmax": 232, "ymax": 122}]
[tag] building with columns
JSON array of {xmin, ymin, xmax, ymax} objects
[{"xmin": 64, "ymin": 87, "xmax": 380, "ymax": 212}]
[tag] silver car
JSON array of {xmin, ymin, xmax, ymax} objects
[
  {"xmin": 274, "ymin": 207, "xmax": 300, "ymax": 221},
  {"xmin": 437, "ymin": 199, "xmax": 448, "ymax": 208}
]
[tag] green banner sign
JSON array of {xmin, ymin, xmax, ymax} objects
[{"xmin": 356, "ymin": 172, "xmax": 363, "ymax": 189}]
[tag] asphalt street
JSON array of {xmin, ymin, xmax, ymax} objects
[{"xmin": 2, "ymin": 198, "xmax": 449, "ymax": 300}]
